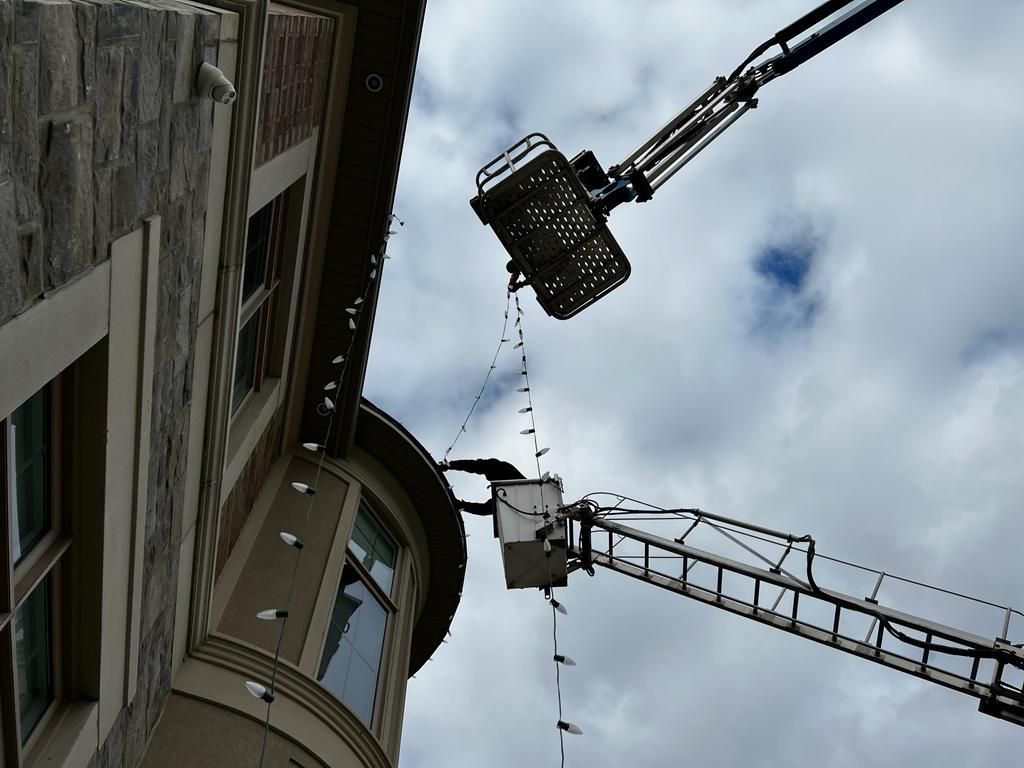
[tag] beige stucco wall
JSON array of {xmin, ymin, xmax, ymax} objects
[
  {"xmin": 140, "ymin": 693, "xmax": 331, "ymax": 768},
  {"xmin": 157, "ymin": 441, "xmax": 434, "ymax": 767},
  {"xmin": 216, "ymin": 455, "xmax": 349, "ymax": 663}
]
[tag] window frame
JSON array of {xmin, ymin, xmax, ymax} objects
[
  {"xmin": 231, "ymin": 191, "xmax": 290, "ymax": 417},
  {"xmin": 0, "ymin": 378, "xmax": 72, "ymax": 762},
  {"xmin": 316, "ymin": 501, "xmax": 402, "ymax": 731}
]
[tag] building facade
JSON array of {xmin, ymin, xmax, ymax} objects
[{"xmin": 0, "ymin": 0, "xmax": 463, "ymax": 766}]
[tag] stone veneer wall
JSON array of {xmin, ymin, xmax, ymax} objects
[
  {"xmin": 0, "ymin": 0, "xmax": 219, "ymax": 764},
  {"xmin": 215, "ymin": 406, "xmax": 285, "ymax": 579}
]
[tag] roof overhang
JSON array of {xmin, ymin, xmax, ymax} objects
[
  {"xmin": 298, "ymin": 0, "xmax": 427, "ymax": 453},
  {"xmin": 355, "ymin": 399, "xmax": 466, "ymax": 675}
]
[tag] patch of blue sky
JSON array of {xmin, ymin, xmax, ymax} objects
[
  {"xmin": 959, "ymin": 325, "xmax": 1024, "ymax": 366},
  {"xmin": 750, "ymin": 234, "xmax": 823, "ymax": 339},
  {"xmin": 755, "ymin": 240, "xmax": 815, "ymax": 293}
]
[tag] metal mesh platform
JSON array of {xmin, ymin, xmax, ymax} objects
[{"xmin": 475, "ymin": 145, "xmax": 631, "ymax": 320}]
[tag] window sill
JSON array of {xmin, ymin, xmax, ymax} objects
[
  {"xmin": 25, "ymin": 700, "xmax": 98, "ymax": 768},
  {"xmin": 222, "ymin": 376, "xmax": 282, "ymax": 504}
]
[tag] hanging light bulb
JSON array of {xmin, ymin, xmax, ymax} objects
[
  {"xmin": 256, "ymin": 609, "xmax": 289, "ymax": 621},
  {"xmin": 332, "ymin": 354, "xmax": 345, "ymax": 364},
  {"xmin": 245, "ymin": 681, "xmax": 274, "ymax": 704},
  {"xmin": 346, "ymin": 307, "xmax": 359, "ymax": 315},
  {"xmin": 550, "ymin": 599, "xmax": 567, "ymax": 615},
  {"xmin": 348, "ymin": 318, "xmax": 356, "ymax": 331},
  {"xmin": 501, "ymin": 338, "xmax": 511, "ymax": 342},
  {"xmin": 520, "ymin": 428, "xmax": 535, "ymax": 435},
  {"xmin": 519, "ymin": 407, "xmax": 532, "ymax": 413},
  {"xmin": 301, "ymin": 442, "xmax": 323, "ymax": 452},
  {"xmin": 541, "ymin": 471, "xmax": 551, "ymax": 482},
  {"xmin": 354, "ymin": 297, "xmax": 363, "ymax": 305},
  {"xmin": 556, "ymin": 720, "xmax": 582, "ymax": 735},
  {"xmin": 324, "ymin": 396, "xmax": 335, "ymax": 410},
  {"xmin": 279, "ymin": 531, "xmax": 304, "ymax": 549},
  {"xmin": 369, "ymin": 269, "xmax": 377, "ymax": 280},
  {"xmin": 370, "ymin": 254, "xmax": 378, "ymax": 266},
  {"xmin": 553, "ymin": 654, "xmax": 576, "ymax": 666},
  {"xmin": 536, "ymin": 447, "xmax": 550, "ymax": 457},
  {"xmin": 291, "ymin": 482, "xmax": 316, "ymax": 496},
  {"xmin": 514, "ymin": 341, "xmax": 524, "ymax": 348},
  {"xmin": 323, "ymin": 381, "xmax": 337, "ymax": 391},
  {"xmin": 543, "ymin": 538, "xmax": 552, "ymax": 554},
  {"xmin": 517, "ymin": 387, "xmax": 530, "ymax": 392}
]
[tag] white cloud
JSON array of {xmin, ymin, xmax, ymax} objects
[{"xmin": 366, "ymin": 1, "xmax": 1024, "ymax": 764}]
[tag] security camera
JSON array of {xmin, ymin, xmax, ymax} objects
[{"xmin": 196, "ymin": 61, "xmax": 237, "ymax": 105}]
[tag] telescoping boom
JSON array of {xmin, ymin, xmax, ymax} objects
[{"xmin": 471, "ymin": 0, "xmax": 911, "ymax": 319}]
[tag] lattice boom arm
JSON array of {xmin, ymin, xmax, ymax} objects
[{"xmin": 564, "ymin": 512, "xmax": 1024, "ymax": 727}]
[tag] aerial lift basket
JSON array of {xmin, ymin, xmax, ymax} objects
[
  {"xmin": 471, "ymin": 133, "xmax": 631, "ymax": 320},
  {"xmin": 491, "ymin": 477, "xmax": 568, "ymax": 590}
]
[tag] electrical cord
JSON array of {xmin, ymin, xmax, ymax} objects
[
  {"xmin": 494, "ymin": 487, "xmax": 550, "ymax": 517},
  {"xmin": 443, "ymin": 291, "xmax": 513, "ymax": 460},
  {"xmin": 544, "ymin": 532, "xmax": 567, "ymax": 768},
  {"xmin": 552, "ymin": 602, "xmax": 565, "ymax": 768}
]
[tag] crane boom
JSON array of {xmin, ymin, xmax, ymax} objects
[
  {"xmin": 608, "ymin": 0, "xmax": 909, "ymax": 202},
  {"xmin": 488, "ymin": 479, "xmax": 1024, "ymax": 728},
  {"xmin": 561, "ymin": 505, "xmax": 1024, "ymax": 727}
]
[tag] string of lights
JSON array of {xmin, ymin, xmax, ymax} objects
[
  {"xmin": 544, "ymin": 533, "xmax": 580, "ymax": 768},
  {"xmin": 244, "ymin": 214, "xmax": 403, "ymax": 767},
  {"xmin": 442, "ymin": 291, "xmax": 513, "ymax": 460},
  {"xmin": 513, "ymin": 294, "xmax": 549, "ymax": 478}
]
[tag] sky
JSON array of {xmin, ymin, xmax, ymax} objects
[{"xmin": 363, "ymin": 1, "xmax": 1024, "ymax": 765}]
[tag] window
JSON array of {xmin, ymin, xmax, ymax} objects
[
  {"xmin": 1, "ymin": 380, "xmax": 70, "ymax": 758},
  {"xmin": 232, "ymin": 192, "xmax": 290, "ymax": 414},
  {"xmin": 317, "ymin": 504, "xmax": 398, "ymax": 726}
]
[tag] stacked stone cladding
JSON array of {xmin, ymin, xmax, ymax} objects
[{"xmin": 0, "ymin": 0, "xmax": 219, "ymax": 764}]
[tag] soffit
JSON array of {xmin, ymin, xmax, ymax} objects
[{"xmin": 299, "ymin": 0, "xmax": 427, "ymax": 453}]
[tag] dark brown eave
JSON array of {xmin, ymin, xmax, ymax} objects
[
  {"xmin": 299, "ymin": 0, "xmax": 427, "ymax": 454},
  {"xmin": 355, "ymin": 398, "xmax": 466, "ymax": 675}
]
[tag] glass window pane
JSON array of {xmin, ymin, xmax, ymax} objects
[
  {"xmin": 242, "ymin": 204, "xmax": 274, "ymax": 303},
  {"xmin": 9, "ymin": 386, "xmax": 50, "ymax": 565},
  {"xmin": 318, "ymin": 567, "xmax": 387, "ymax": 726},
  {"xmin": 231, "ymin": 316, "xmax": 259, "ymax": 414},
  {"xmin": 348, "ymin": 505, "xmax": 396, "ymax": 595},
  {"xmin": 16, "ymin": 577, "xmax": 53, "ymax": 743}
]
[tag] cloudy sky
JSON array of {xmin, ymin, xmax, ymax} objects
[{"xmin": 363, "ymin": 1, "xmax": 1024, "ymax": 765}]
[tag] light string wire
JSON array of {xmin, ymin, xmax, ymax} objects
[
  {"xmin": 547, "ymin": 549, "xmax": 567, "ymax": 768},
  {"xmin": 252, "ymin": 214, "xmax": 403, "ymax": 767},
  {"xmin": 513, "ymin": 294, "xmax": 548, "ymax": 478},
  {"xmin": 442, "ymin": 290, "xmax": 513, "ymax": 460},
  {"xmin": 552, "ymin": 601, "xmax": 565, "ymax": 767}
]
